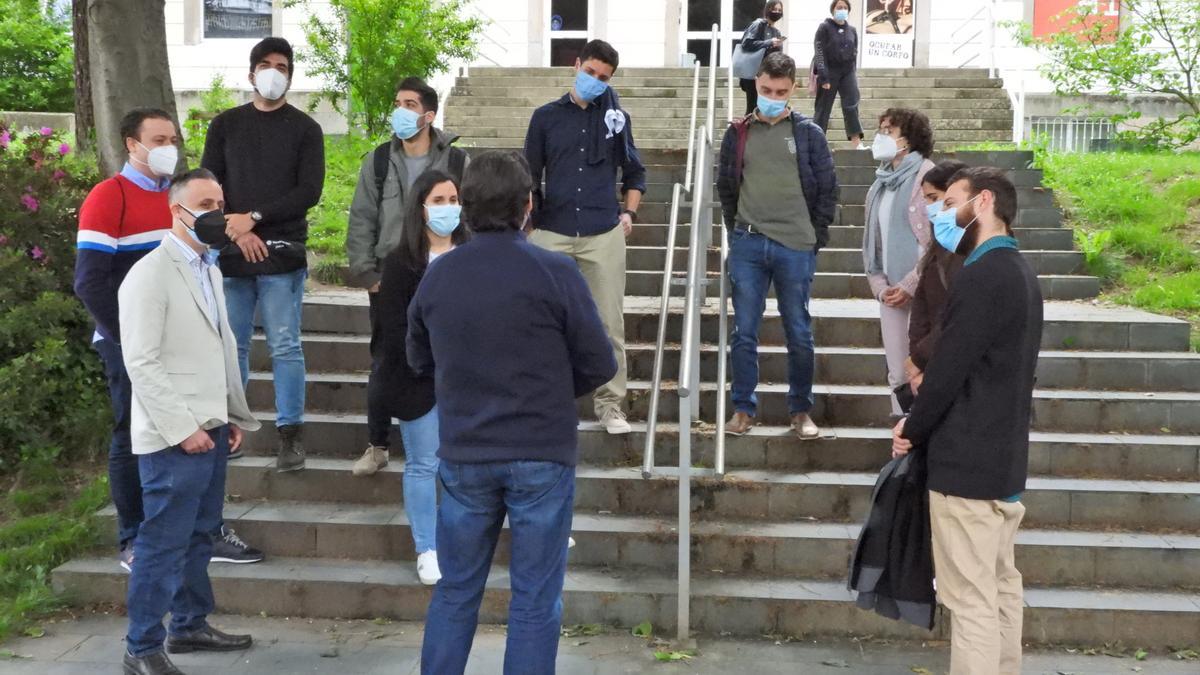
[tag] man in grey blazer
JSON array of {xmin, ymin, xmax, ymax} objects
[{"xmin": 118, "ymin": 169, "xmax": 261, "ymax": 675}]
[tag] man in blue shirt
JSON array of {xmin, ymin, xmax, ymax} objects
[{"xmin": 524, "ymin": 39, "xmax": 646, "ymax": 435}]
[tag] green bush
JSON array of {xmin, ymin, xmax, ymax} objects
[
  {"xmin": 0, "ymin": 0, "xmax": 74, "ymax": 112},
  {"xmin": 0, "ymin": 123, "xmax": 108, "ymax": 473},
  {"xmin": 184, "ymin": 73, "xmax": 239, "ymax": 164}
]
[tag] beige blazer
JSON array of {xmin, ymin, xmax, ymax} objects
[{"xmin": 118, "ymin": 239, "xmax": 260, "ymax": 454}]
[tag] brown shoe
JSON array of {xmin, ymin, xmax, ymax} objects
[
  {"xmin": 791, "ymin": 413, "xmax": 820, "ymax": 441},
  {"xmin": 726, "ymin": 411, "xmax": 756, "ymax": 435}
]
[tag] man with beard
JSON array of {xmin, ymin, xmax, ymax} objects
[{"xmin": 891, "ymin": 166, "xmax": 1043, "ymax": 675}]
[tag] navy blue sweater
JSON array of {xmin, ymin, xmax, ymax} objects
[{"xmin": 407, "ymin": 229, "xmax": 617, "ymax": 465}]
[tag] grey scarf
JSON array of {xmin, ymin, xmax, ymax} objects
[{"xmin": 863, "ymin": 152, "xmax": 924, "ymax": 288}]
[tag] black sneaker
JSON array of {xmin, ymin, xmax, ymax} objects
[{"xmin": 210, "ymin": 526, "xmax": 265, "ymax": 564}]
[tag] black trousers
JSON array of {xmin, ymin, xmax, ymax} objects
[
  {"xmin": 366, "ymin": 291, "xmax": 392, "ymax": 447},
  {"xmin": 740, "ymin": 78, "xmax": 757, "ymax": 116},
  {"xmin": 813, "ymin": 66, "xmax": 864, "ymax": 141}
]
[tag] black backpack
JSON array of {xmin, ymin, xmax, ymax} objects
[{"xmin": 372, "ymin": 142, "xmax": 468, "ymax": 208}]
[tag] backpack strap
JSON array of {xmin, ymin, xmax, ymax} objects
[{"xmin": 372, "ymin": 142, "xmax": 391, "ymax": 208}]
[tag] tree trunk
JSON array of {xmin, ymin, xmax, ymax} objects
[
  {"xmin": 71, "ymin": 0, "xmax": 94, "ymax": 155},
  {"xmin": 87, "ymin": 0, "xmax": 179, "ymax": 175}
]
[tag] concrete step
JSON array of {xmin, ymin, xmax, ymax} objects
[
  {"xmin": 629, "ymin": 224, "xmax": 1076, "ymax": 250},
  {"xmin": 214, "ymin": 458, "xmax": 1200, "ymax": 531},
  {"xmin": 589, "ymin": 180, "xmax": 1053, "ymax": 205},
  {"xmin": 297, "ymin": 292, "xmax": 1192, "ymax": 352},
  {"xmin": 452, "ymin": 86, "xmax": 1010, "ymax": 101},
  {"xmin": 620, "ymin": 203, "xmax": 1064, "ymax": 228},
  {"xmin": 445, "ymin": 107, "xmax": 1014, "ymax": 123},
  {"xmin": 242, "ymin": 413, "xmax": 1200, "ymax": 482},
  {"xmin": 464, "ymin": 66, "xmax": 996, "ymax": 78},
  {"xmin": 51, "ymin": 556, "xmax": 1200, "ymax": 646},
  {"xmin": 457, "ymin": 118, "xmax": 1017, "ymax": 139},
  {"xmin": 454, "ymin": 75, "xmax": 1004, "ymax": 89},
  {"xmin": 94, "ymin": 502, "xmax": 1200, "ymax": 591},
  {"xmin": 246, "ymin": 374, "xmax": 1200, "ymax": 434},
  {"xmin": 459, "ymin": 130, "xmax": 1015, "ymax": 149}
]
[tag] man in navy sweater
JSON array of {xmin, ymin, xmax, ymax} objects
[
  {"xmin": 408, "ymin": 150, "xmax": 616, "ymax": 675},
  {"xmin": 892, "ymin": 167, "xmax": 1043, "ymax": 675}
]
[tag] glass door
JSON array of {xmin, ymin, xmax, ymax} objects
[
  {"xmin": 547, "ymin": 0, "xmax": 591, "ymax": 66},
  {"xmin": 683, "ymin": 0, "xmax": 762, "ymax": 66}
]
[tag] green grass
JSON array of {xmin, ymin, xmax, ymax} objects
[
  {"xmin": 308, "ymin": 134, "xmax": 382, "ymax": 266},
  {"xmin": 1040, "ymin": 152, "xmax": 1200, "ymax": 350},
  {"xmin": 0, "ymin": 471, "xmax": 107, "ymax": 643}
]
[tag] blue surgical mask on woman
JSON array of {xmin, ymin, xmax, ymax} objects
[
  {"xmin": 925, "ymin": 200, "xmax": 944, "ymax": 222},
  {"xmin": 757, "ymin": 94, "xmax": 788, "ymax": 118},
  {"xmin": 390, "ymin": 107, "xmax": 427, "ymax": 140},
  {"xmin": 426, "ymin": 204, "xmax": 462, "ymax": 237},
  {"xmin": 834, "ymin": 9, "xmax": 849, "ymax": 21},
  {"xmin": 931, "ymin": 197, "xmax": 979, "ymax": 253},
  {"xmin": 574, "ymin": 70, "xmax": 609, "ymax": 102}
]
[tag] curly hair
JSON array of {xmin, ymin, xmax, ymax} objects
[{"xmin": 878, "ymin": 108, "xmax": 935, "ymax": 158}]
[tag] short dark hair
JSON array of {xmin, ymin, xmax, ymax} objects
[
  {"xmin": 879, "ymin": 107, "xmax": 935, "ymax": 158},
  {"xmin": 119, "ymin": 107, "xmax": 173, "ymax": 144},
  {"xmin": 393, "ymin": 169, "xmax": 469, "ymax": 271},
  {"xmin": 763, "ymin": 0, "xmax": 784, "ymax": 17},
  {"xmin": 396, "ymin": 77, "xmax": 439, "ymax": 113},
  {"xmin": 830, "ymin": 0, "xmax": 851, "ymax": 12},
  {"xmin": 579, "ymin": 40, "xmax": 620, "ymax": 71},
  {"xmin": 460, "ymin": 151, "xmax": 532, "ymax": 233},
  {"xmin": 921, "ymin": 160, "xmax": 969, "ymax": 192},
  {"xmin": 757, "ymin": 52, "xmax": 796, "ymax": 81},
  {"xmin": 250, "ymin": 37, "xmax": 294, "ymax": 77},
  {"xmin": 950, "ymin": 166, "xmax": 1018, "ymax": 229},
  {"xmin": 167, "ymin": 168, "xmax": 218, "ymax": 205}
]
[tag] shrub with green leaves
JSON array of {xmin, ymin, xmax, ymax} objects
[
  {"xmin": 0, "ymin": 0, "xmax": 74, "ymax": 113},
  {"xmin": 0, "ymin": 123, "xmax": 108, "ymax": 473}
]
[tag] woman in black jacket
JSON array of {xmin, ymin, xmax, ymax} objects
[
  {"xmin": 738, "ymin": 1, "xmax": 786, "ymax": 115},
  {"xmin": 813, "ymin": 0, "xmax": 865, "ymax": 149},
  {"xmin": 353, "ymin": 169, "xmax": 468, "ymax": 586}
]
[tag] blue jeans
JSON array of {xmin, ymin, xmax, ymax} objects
[
  {"xmin": 727, "ymin": 230, "xmax": 817, "ymax": 416},
  {"xmin": 93, "ymin": 338, "xmax": 141, "ymax": 549},
  {"xmin": 126, "ymin": 428, "xmax": 228, "ymax": 657},
  {"xmin": 224, "ymin": 269, "xmax": 307, "ymax": 426},
  {"xmin": 421, "ymin": 460, "xmax": 575, "ymax": 675},
  {"xmin": 400, "ymin": 407, "xmax": 440, "ymax": 554}
]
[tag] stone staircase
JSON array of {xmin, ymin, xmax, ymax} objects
[{"xmin": 53, "ymin": 69, "xmax": 1200, "ymax": 650}]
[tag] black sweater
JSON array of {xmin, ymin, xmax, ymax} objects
[
  {"xmin": 901, "ymin": 247, "xmax": 1043, "ymax": 500},
  {"xmin": 375, "ymin": 252, "xmax": 435, "ymax": 422},
  {"xmin": 201, "ymin": 103, "xmax": 325, "ymax": 277},
  {"xmin": 407, "ymin": 230, "xmax": 617, "ymax": 466},
  {"xmin": 814, "ymin": 18, "xmax": 858, "ymax": 77}
]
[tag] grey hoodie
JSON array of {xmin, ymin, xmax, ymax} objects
[{"xmin": 345, "ymin": 127, "xmax": 468, "ymax": 288}]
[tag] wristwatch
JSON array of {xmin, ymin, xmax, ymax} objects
[
  {"xmin": 250, "ymin": 211, "xmax": 263, "ymax": 223},
  {"xmin": 621, "ymin": 209, "xmax": 638, "ymax": 224}
]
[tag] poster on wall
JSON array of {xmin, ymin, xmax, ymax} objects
[
  {"xmin": 1033, "ymin": 0, "xmax": 1120, "ymax": 40},
  {"xmin": 204, "ymin": 0, "xmax": 273, "ymax": 39},
  {"xmin": 862, "ymin": 0, "xmax": 915, "ymax": 67}
]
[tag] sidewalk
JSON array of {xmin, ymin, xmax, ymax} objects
[{"xmin": 1, "ymin": 612, "xmax": 1195, "ymax": 674}]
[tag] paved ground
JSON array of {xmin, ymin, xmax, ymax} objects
[{"xmin": 1, "ymin": 612, "xmax": 1196, "ymax": 674}]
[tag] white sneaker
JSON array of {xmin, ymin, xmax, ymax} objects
[
  {"xmin": 568, "ymin": 536, "xmax": 576, "ymax": 549},
  {"xmin": 855, "ymin": 142, "xmax": 868, "ymax": 151},
  {"xmin": 417, "ymin": 550, "xmax": 441, "ymax": 586},
  {"xmin": 600, "ymin": 409, "xmax": 632, "ymax": 435}
]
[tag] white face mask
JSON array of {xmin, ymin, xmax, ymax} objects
[
  {"xmin": 134, "ymin": 141, "xmax": 178, "ymax": 177},
  {"xmin": 872, "ymin": 133, "xmax": 900, "ymax": 162},
  {"xmin": 254, "ymin": 68, "xmax": 289, "ymax": 101}
]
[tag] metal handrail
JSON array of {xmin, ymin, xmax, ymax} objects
[
  {"xmin": 684, "ymin": 63, "xmax": 701, "ymax": 191},
  {"xmin": 951, "ymin": 1, "xmax": 997, "ymax": 76},
  {"xmin": 706, "ymin": 24, "xmax": 718, "ymax": 140},
  {"xmin": 713, "ymin": 212, "xmax": 729, "ymax": 478},
  {"xmin": 642, "ymin": 183, "xmax": 684, "ymax": 479},
  {"xmin": 677, "ymin": 124, "xmax": 710, "ymax": 400}
]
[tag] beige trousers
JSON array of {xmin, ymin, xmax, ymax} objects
[
  {"xmin": 930, "ymin": 490, "xmax": 1026, "ymax": 675},
  {"xmin": 879, "ymin": 302, "xmax": 911, "ymax": 415},
  {"xmin": 528, "ymin": 226, "xmax": 627, "ymax": 416}
]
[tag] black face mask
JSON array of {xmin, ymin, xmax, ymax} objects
[
  {"xmin": 767, "ymin": 11, "xmax": 783, "ymax": 21},
  {"xmin": 182, "ymin": 207, "xmax": 232, "ymax": 249}
]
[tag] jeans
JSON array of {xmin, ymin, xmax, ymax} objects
[
  {"xmin": 400, "ymin": 407, "xmax": 440, "ymax": 554},
  {"xmin": 421, "ymin": 460, "xmax": 575, "ymax": 675},
  {"xmin": 224, "ymin": 269, "xmax": 307, "ymax": 426},
  {"xmin": 126, "ymin": 428, "xmax": 228, "ymax": 657},
  {"xmin": 93, "ymin": 338, "xmax": 141, "ymax": 550},
  {"xmin": 366, "ymin": 291, "xmax": 392, "ymax": 447},
  {"xmin": 728, "ymin": 229, "xmax": 817, "ymax": 417}
]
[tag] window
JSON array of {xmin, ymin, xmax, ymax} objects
[{"xmin": 204, "ymin": 0, "xmax": 273, "ymax": 39}]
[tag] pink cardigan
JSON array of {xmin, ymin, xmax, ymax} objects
[{"xmin": 865, "ymin": 158, "xmax": 934, "ymax": 301}]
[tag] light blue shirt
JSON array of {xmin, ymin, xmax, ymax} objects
[
  {"xmin": 120, "ymin": 162, "xmax": 170, "ymax": 192},
  {"xmin": 167, "ymin": 233, "xmax": 219, "ymax": 332}
]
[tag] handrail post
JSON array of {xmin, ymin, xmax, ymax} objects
[
  {"xmin": 684, "ymin": 63, "xmax": 701, "ymax": 191},
  {"xmin": 714, "ymin": 218, "xmax": 729, "ymax": 478},
  {"xmin": 678, "ymin": 125, "xmax": 709, "ymax": 401},
  {"xmin": 707, "ymin": 24, "xmax": 718, "ymax": 141},
  {"xmin": 643, "ymin": 184, "xmax": 683, "ymax": 479}
]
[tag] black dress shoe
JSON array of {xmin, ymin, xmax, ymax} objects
[
  {"xmin": 165, "ymin": 624, "xmax": 253, "ymax": 653},
  {"xmin": 123, "ymin": 650, "xmax": 184, "ymax": 675}
]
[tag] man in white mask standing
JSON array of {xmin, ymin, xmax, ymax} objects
[{"xmin": 202, "ymin": 37, "xmax": 325, "ymax": 476}]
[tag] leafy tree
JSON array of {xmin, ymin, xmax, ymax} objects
[
  {"xmin": 285, "ymin": 0, "xmax": 482, "ymax": 135},
  {"xmin": 1014, "ymin": 0, "xmax": 1200, "ymax": 149},
  {"xmin": 0, "ymin": 0, "xmax": 75, "ymax": 113}
]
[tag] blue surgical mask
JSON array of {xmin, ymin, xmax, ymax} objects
[
  {"xmin": 925, "ymin": 200, "xmax": 944, "ymax": 222},
  {"xmin": 390, "ymin": 107, "xmax": 427, "ymax": 140},
  {"xmin": 931, "ymin": 197, "xmax": 979, "ymax": 254},
  {"xmin": 426, "ymin": 204, "xmax": 462, "ymax": 237},
  {"xmin": 574, "ymin": 70, "xmax": 609, "ymax": 103},
  {"xmin": 757, "ymin": 94, "xmax": 788, "ymax": 118},
  {"xmin": 834, "ymin": 9, "xmax": 849, "ymax": 21}
]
